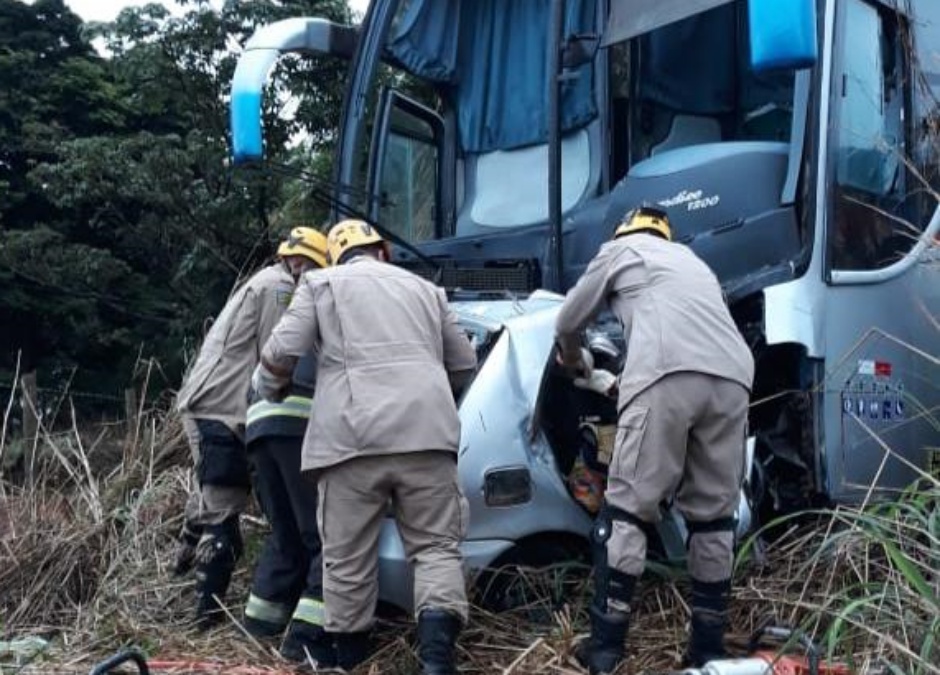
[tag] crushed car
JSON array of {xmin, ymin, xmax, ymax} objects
[{"xmin": 376, "ymin": 290, "xmax": 755, "ymax": 612}]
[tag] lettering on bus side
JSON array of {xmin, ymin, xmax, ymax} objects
[
  {"xmin": 840, "ymin": 360, "xmax": 905, "ymax": 426},
  {"xmin": 657, "ymin": 189, "xmax": 720, "ymax": 212}
]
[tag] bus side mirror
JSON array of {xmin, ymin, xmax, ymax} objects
[
  {"xmin": 230, "ymin": 18, "xmax": 358, "ymax": 164},
  {"xmin": 748, "ymin": 0, "xmax": 818, "ymax": 72}
]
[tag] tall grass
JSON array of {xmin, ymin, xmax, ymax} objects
[
  {"xmin": 734, "ymin": 475, "xmax": 939, "ymax": 674},
  {"xmin": 1, "ymin": 379, "xmax": 938, "ymax": 673}
]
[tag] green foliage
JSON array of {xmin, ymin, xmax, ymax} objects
[{"xmin": 0, "ymin": 0, "xmax": 353, "ymax": 403}]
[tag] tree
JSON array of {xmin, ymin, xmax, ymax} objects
[
  {"xmin": 0, "ymin": 0, "xmax": 353, "ymax": 406},
  {"xmin": 0, "ymin": 0, "xmax": 130, "ymax": 384}
]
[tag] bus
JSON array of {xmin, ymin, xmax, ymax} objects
[{"xmin": 230, "ymin": 0, "xmax": 940, "ymax": 600}]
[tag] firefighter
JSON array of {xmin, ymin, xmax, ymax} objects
[
  {"xmin": 174, "ymin": 226, "xmax": 329, "ymax": 630},
  {"xmin": 252, "ymin": 219, "xmax": 477, "ymax": 673},
  {"xmin": 242, "ymin": 351, "xmax": 330, "ymax": 658},
  {"xmin": 554, "ymin": 206, "xmax": 754, "ymax": 673}
]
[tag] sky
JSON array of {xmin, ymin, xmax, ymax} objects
[{"xmin": 62, "ymin": 0, "xmax": 370, "ymax": 24}]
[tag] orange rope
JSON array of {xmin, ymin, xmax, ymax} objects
[{"xmin": 145, "ymin": 661, "xmax": 297, "ymax": 675}]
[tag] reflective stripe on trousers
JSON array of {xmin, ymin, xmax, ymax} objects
[
  {"xmin": 245, "ymin": 592, "xmax": 291, "ymax": 626},
  {"xmin": 292, "ymin": 597, "xmax": 326, "ymax": 627}
]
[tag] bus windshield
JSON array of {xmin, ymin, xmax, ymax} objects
[
  {"xmin": 609, "ymin": 2, "xmax": 795, "ymax": 176},
  {"xmin": 352, "ymin": 0, "xmax": 796, "ymax": 244}
]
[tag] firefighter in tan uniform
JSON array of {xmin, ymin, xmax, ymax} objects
[
  {"xmin": 555, "ymin": 207, "xmax": 754, "ymax": 673},
  {"xmin": 253, "ymin": 220, "xmax": 477, "ymax": 673},
  {"xmin": 174, "ymin": 227, "xmax": 328, "ymax": 629}
]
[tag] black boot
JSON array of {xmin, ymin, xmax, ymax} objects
[
  {"xmin": 575, "ymin": 606, "xmax": 629, "ymax": 675},
  {"xmin": 280, "ymin": 620, "xmax": 337, "ymax": 668},
  {"xmin": 416, "ymin": 608, "xmax": 461, "ymax": 675},
  {"xmin": 334, "ymin": 630, "xmax": 371, "ymax": 671},
  {"xmin": 683, "ymin": 608, "xmax": 729, "ymax": 667},
  {"xmin": 243, "ymin": 614, "xmax": 285, "ymax": 640},
  {"xmin": 243, "ymin": 592, "xmax": 292, "ymax": 639},
  {"xmin": 683, "ymin": 579, "xmax": 731, "ymax": 667},
  {"xmin": 193, "ymin": 517, "xmax": 243, "ymax": 630}
]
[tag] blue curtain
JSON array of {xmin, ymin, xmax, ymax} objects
[
  {"xmin": 637, "ymin": 3, "xmax": 793, "ymax": 117},
  {"xmin": 638, "ymin": 4, "xmax": 736, "ymax": 115},
  {"xmin": 386, "ymin": 0, "xmax": 461, "ymax": 82},
  {"xmin": 388, "ymin": 0, "xmax": 597, "ymax": 154}
]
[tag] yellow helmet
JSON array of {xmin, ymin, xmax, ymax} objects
[
  {"xmin": 278, "ymin": 227, "xmax": 328, "ymax": 268},
  {"xmin": 614, "ymin": 205, "xmax": 673, "ymax": 241},
  {"xmin": 326, "ymin": 219, "xmax": 384, "ymax": 264}
]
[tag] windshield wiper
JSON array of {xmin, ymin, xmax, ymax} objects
[{"xmin": 247, "ymin": 160, "xmax": 445, "ymax": 281}]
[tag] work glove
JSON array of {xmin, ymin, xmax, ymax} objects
[
  {"xmin": 556, "ymin": 345, "xmax": 594, "ymax": 377},
  {"xmin": 576, "ymin": 347, "xmax": 594, "ymax": 377},
  {"xmin": 251, "ymin": 362, "xmax": 288, "ymax": 403},
  {"xmin": 574, "ymin": 368, "xmax": 618, "ymax": 399}
]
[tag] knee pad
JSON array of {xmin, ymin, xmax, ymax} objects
[
  {"xmin": 197, "ymin": 517, "xmax": 244, "ymax": 568},
  {"xmin": 591, "ymin": 507, "xmax": 640, "ymax": 613},
  {"xmin": 590, "ymin": 512, "xmax": 612, "ymax": 610},
  {"xmin": 685, "ymin": 517, "xmax": 736, "ymax": 544}
]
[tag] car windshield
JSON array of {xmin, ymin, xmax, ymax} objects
[
  {"xmin": 457, "ymin": 315, "xmax": 500, "ymax": 363},
  {"xmin": 452, "ymin": 291, "xmax": 564, "ymax": 365}
]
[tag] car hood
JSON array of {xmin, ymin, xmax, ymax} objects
[{"xmin": 452, "ymin": 290, "xmax": 564, "ymax": 412}]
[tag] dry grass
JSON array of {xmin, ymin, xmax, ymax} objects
[{"xmin": 1, "ymin": 402, "xmax": 937, "ymax": 675}]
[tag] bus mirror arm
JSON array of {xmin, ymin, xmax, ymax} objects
[
  {"xmin": 243, "ymin": 18, "xmax": 358, "ymax": 60},
  {"xmin": 259, "ymin": 161, "xmax": 445, "ymax": 279}
]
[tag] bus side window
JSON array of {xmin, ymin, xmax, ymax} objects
[
  {"xmin": 376, "ymin": 101, "xmax": 441, "ymax": 242},
  {"xmin": 830, "ymin": 0, "xmax": 916, "ymax": 271}
]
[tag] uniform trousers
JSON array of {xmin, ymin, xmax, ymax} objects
[
  {"xmin": 605, "ymin": 372, "xmax": 748, "ymax": 583},
  {"xmin": 316, "ymin": 451, "xmax": 469, "ymax": 633}
]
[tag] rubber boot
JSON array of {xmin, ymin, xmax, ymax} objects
[
  {"xmin": 416, "ymin": 608, "xmax": 461, "ymax": 675},
  {"xmin": 280, "ymin": 620, "xmax": 337, "ymax": 668},
  {"xmin": 575, "ymin": 606, "xmax": 629, "ymax": 675},
  {"xmin": 243, "ymin": 592, "xmax": 291, "ymax": 639},
  {"xmin": 334, "ymin": 631, "xmax": 371, "ymax": 671},
  {"xmin": 172, "ymin": 522, "xmax": 202, "ymax": 577},
  {"xmin": 243, "ymin": 614, "xmax": 285, "ymax": 640},
  {"xmin": 683, "ymin": 579, "xmax": 731, "ymax": 667},
  {"xmin": 193, "ymin": 517, "xmax": 243, "ymax": 630},
  {"xmin": 683, "ymin": 608, "xmax": 729, "ymax": 667}
]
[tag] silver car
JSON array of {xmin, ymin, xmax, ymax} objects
[{"xmin": 377, "ymin": 290, "xmax": 754, "ymax": 612}]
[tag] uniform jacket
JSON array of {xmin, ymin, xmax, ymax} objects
[
  {"xmin": 555, "ymin": 234, "xmax": 754, "ymax": 412},
  {"xmin": 177, "ymin": 262, "xmax": 296, "ymax": 434},
  {"xmin": 261, "ymin": 256, "xmax": 478, "ymax": 472}
]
